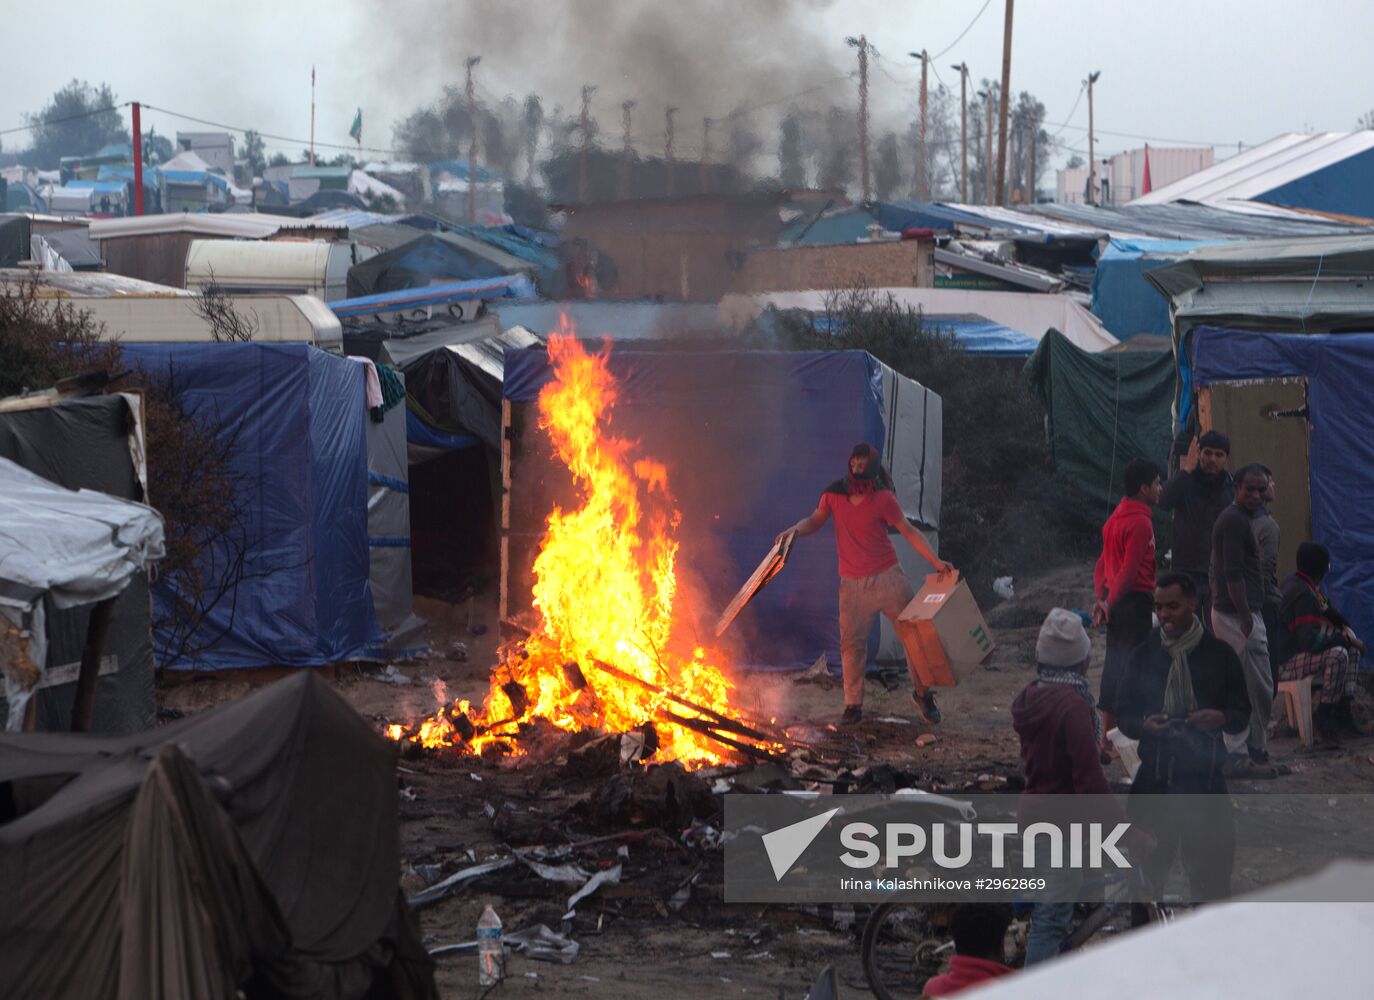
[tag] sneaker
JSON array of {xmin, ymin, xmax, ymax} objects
[
  {"xmin": 840, "ymin": 705, "xmax": 863, "ymax": 726},
  {"xmin": 914, "ymin": 690, "xmax": 941, "ymax": 725}
]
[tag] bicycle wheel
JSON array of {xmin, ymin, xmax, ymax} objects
[{"xmin": 860, "ymin": 902, "xmax": 955, "ymax": 1000}]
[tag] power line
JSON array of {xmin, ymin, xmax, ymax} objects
[
  {"xmin": 1047, "ymin": 83, "xmax": 1086, "ymax": 139},
  {"xmin": 931, "ymin": 0, "xmax": 995, "ymax": 60},
  {"xmin": 0, "ymin": 103, "xmax": 130, "ymax": 138},
  {"xmin": 140, "ymin": 102, "xmax": 402, "ymax": 155}
]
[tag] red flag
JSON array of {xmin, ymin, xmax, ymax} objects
[{"xmin": 1141, "ymin": 143, "xmax": 1153, "ymax": 195}]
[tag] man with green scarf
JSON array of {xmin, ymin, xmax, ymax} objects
[{"xmin": 1117, "ymin": 572, "xmax": 1250, "ymax": 901}]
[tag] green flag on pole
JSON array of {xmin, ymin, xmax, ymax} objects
[{"xmin": 348, "ymin": 108, "xmax": 362, "ymax": 144}]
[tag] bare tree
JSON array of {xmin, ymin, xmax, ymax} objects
[{"xmin": 192, "ymin": 275, "xmax": 258, "ymax": 343}]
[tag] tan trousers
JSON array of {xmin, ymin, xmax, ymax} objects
[
  {"xmin": 1212, "ymin": 609, "xmax": 1272, "ymax": 756},
  {"xmin": 839, "ymin": 565, "xmax": 918, "ymax": 705}
]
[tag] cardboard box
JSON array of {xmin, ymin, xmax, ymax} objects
[{"xmin": 895, "ymin": 572, "xmax": 994, "ymax": 688}]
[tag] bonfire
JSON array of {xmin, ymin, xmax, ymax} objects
[{"xmin": 387, "ymin": 331, "xmax": 777, "ymax": 766}]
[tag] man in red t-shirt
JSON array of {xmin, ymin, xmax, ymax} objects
[{"xmin": 778, "ymin": 443, "xmax": 952, "ymax": 725}]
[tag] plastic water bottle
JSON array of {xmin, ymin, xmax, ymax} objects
[{"xmin": 476, "ymin": 905, "xmax": 504, "ymax": 986}]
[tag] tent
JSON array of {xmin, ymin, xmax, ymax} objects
[
  {"xmin": 0, "ymin": 394, "xmax": 159, "ymax": 733},
  {"xmin": 121, "ymin": 344, "xmax": 382, "ymax": 670},
  {"xmin": 347, "ymin": 231, "xmax": 531, "ymax": 297},
  {"xmin": 0, "ymin": 671, "xmax": 436, "ymax": 999},
  {"xmin": 1022, "ymin": 329, "xmax": 1175, "ymax": 530},
  {"xmin": 1091, "ymin": 238, "xmax": 1227, "ymax": 341},
  {"xmin": 502, "ymin": 347, "xmax": 942, "ymax": 669},
  {"xmin": 751, "ymin": 307, "xmax": 1041, "ymax": 358},
  {"xmin": 1190, "ymin": 326, "xmax": 1374, "ymax": 657},
  {"xmin": 719, "ymin": 288, "xmax": 1118, "ymax": 353}
]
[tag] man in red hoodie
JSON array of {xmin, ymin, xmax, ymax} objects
[
  {"xmin": 921, "ymin": 904, "xmax": 1015, "ymax": 996},
  {"xmin": 1092, "ymin": 457, "xmax": 1161, "ymax": 735}
]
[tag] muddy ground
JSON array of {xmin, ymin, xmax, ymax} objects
[{"xmin": 160, "ymin": 563, "xmax": 1374, "ymax": 998}]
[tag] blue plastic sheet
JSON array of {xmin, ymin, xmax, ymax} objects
[
  {"xmin": 122, "ymin": 343, "xmax": 382, "ymax": 669},
  {"xmin": 504, "ymin": 348, "xmax": 910, "ymax": 669},
  {"xmin": 1191, "ymin": 326, "xmax": 1374, "ymax": 664},
  {"xmin": 1091, "ymin": 239, "xmax": 1226, "ymax": 341}
]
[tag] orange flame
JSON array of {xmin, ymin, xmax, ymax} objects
[{"xmin": 391, "ymin": 325, "xmax": 745, "ymax": 765}]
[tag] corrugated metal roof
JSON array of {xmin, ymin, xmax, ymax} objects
[
  {"xmin": 1027, "ymin": 201, "xmax": 1370, "ymax": 240},
  {"xmin": 1132, "ymin": 132, "xmax": 1374, "ymax": 205},
  {"xmin": 88, "ymin": 212, "xmax": 339, "ymax": 241}
]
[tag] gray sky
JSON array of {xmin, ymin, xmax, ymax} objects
[{"xmin": 4, "ymin": 0, "xmax": 1371, "ymax": 170}]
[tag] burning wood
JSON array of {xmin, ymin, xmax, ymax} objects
[{"xmin": 385, "ymin": 330, "xmax": 786, "ymax": 766}]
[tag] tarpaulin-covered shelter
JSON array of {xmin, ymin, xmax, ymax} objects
[
  {"xmin": 120, "ymin": 343, "xmax": 382, "ymax": 670},
  {"xmin": 719, "ymin": 288, "xmax": 1118, "ymax": 353},
  {"xmin": 347, "ymin": 230, "xmax": 532, "ymax": 298},
  {"xmin": 502, "ymin": 347, "xmax": 942, "ymax": 669},
  {"xmin": 0, "ymin": 394, "xmax": 159, "ymax": 733},
  {"xmin": 1189, "ymin": 327, "xmax": 1374, "ymax": 657},
  {"xmin": 1091, "ymin": 238, "xmax": 1228, "ymax": 341},
  {"xmin": 1145, "ymin": 234, "xmax": 1374, "ymax": 429},
  {"xmin": 1023, "ymin": 329, "xmax": 1175, "ymax": 530},
  {"xmin": 0, "ymin": 671, "xmax": 436, "ymax": 999},
  {"xmin": 0, "ymin": 457, "xmax": 162, "ymax": 732}
]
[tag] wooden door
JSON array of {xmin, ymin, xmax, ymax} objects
[{"xmin": 1199, "ymin": 378, "xmax": 1310, "ymax": 579}]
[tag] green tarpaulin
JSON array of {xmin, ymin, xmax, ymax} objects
[{"xmin": 1022, "ymin": 329, "xmax": 1175, "ymax": 529}]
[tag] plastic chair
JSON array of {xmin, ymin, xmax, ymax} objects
[{"xmin": 1278, "ymin": 675, "xmax": 1314, "ymax": 747}]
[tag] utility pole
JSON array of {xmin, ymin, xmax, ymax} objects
[
  {"xmin": 909, "ymin": 50, "xmax": 929, "ymax": 201},
  {"xmin": 309, "ymin": 65, "xmax": 316, "ymax": 167},
  {"xmin": 465, "ymin": 55, "xmax": 481, "ymax": 223},
  {"xmin": 621, "ymin": 99, "xmax": 635, "ymax": 199},
  {"xmin": 1086, "ymin": 70, "xmax": 1101, "ymax": 205},
  {"xmin": 995, "ymin": 0, "xmax": 1014, "ymax": 205},
  {"xmin": 847, "ymin": 35, "xmax": 872, "ymax": 202},
  {"xmin": 1027, "ymin": 118, "xmax": 1036, "ymax": 203},
  {"xmin": 700, "ymin": 117, "xmax": 712, "ymax": 192},
  {"xmin": 579, "ymin": 84, "xmax": 596, "ymax": 203},
  {"xmin": 952, "ymin": 63, "xmax": 969, "ymax": 202},
  {"xmin": 665, "ymin": 105, "xmax": 678, "ymax": 195},
  {"xmin": 980, "ymin": 90, "xmax": 994, "ymax": 204},
  {"xmin": 131, "ymin": 102, "xmax": 144, "ymax": 216}
]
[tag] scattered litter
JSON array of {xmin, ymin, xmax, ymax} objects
[
  {"xmin": 399, "ymin": 786, "xmax": 417, "ymax": 801},
  {"xmin": 993, "ymin": 576, "xmax": 1015, "ymax": 600},
  {"xmin": 580, "ymin": 975, "xmax": 601, "ymax": 983},
  {"xmin": 915, "ymin": 733, "xmax": 938, "ymax": 747},
  {"xmin": 408, "ymin": 858, "xmax": 516, "ymax": 909},
  {"xmin": 711, "ymin": 778, "xmax": 733, "ymax": 794},
  {"xmin": 375, "ymin": 665, "xmax": 410, "ymax": 686},
  {"xmin": 521, "ymin": 857, "xmax": 592, "ymax": 883},
  {"xmin": 448, "ymin": 640, "xmax": 468, "ymax": 661},
  {"xmin": 469, "ymin": 773, "xmax": 483, "ymax": 782},
  {"xmin": 874, "ymin": 716, "xmax": 910, "ymax": 725},
  {"xmin": 429, "ymin": 924, "xmax": 580, "ymax": 965},
  {"xmin": 524, "ymin": 972, "xmax": 539, "ymax": 979},
  {"xmin": 711, "ymin": 951, "xmax": 732, "ymax": 959},
  {"xmin": 746, "ymin": 951, "xmax": 773, "ymax": 960},
  {"xmin": 805, "ymin": 966, "xmax": 840, "ymax": 1000},
  {"xmin": 412, "ymin": 864, "xmax": 442, "ymax": 886},
  {"xmin": 616, "ymin": 845, "xmax": 630, "ymax": 858},
  {"xmin": 564, "ymin": 863, "xmax": 622, "ymax": 921}
]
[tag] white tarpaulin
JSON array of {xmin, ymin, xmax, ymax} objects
[
  {"xmin": 718, "ymin": 288, "xmax": 1119, "ymax": 353},
  {"xmin": 970, "ymin": 860, "xmax": 1374, "ymax": 999},
  {"xmin": 0, "ymin": 457, "xmax": 164, "ymax": 728}
]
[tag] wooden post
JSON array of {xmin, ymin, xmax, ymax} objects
[
  {"xmin": 499, "ymin": 398, "xmax": 512, "ymax": 624},
  {"xmin": 70, "ymin": 598, "xmax": 115, "ymax": 732}
]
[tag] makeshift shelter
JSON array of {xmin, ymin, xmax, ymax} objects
[
  {"xmin": 0, "ymin": 394, "xmax": 159, "ymax": 733},
  {"xmin": 719, "ymin": 288, "xmax": 1118, "ymax": 353},
  {"xmin": 1145, "ymin": 234, "xmax": 1374, "ymax": 429},
  {"xmin": 120, "ymin": 343, "xmax": 383, "ymax": 670},
  {"xmin": 0, "ymin": 671, "xmax": 436, "ymax": 999},
  {"xmin": 502, "ymin": 348, "xmax": 942, "ymax": 669},
  {"xmin": 1023, "ymin": 329, "xmax": 1175, "ymax": 530},
  {"xmin": 1091, "ymin": 238, "xmax": 1227, "ymax": 341},
  {"xmin": 1189, "ymin": 327, "xmax": 1374, "ymax": 656},
  {"xmin": 346, "ymin": 231, "xmax": 529, "ymax": 297},
  {"xmin": 156, "ymin": 150, "xmax": 230, "ymax": 212}
]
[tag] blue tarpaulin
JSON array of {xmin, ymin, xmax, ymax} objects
[
  {"xmin": 121, "ymin": 343, "xmax": 382, "ymax": 670},
  {"xmin": 330, "ymin": 274, "xmax": 535, "ymax": 318},
  {"xmin": 503, "ymin": 348, "xmax": 941, "ymax": 670},
  {"xmin": 1092, "ymin": 238, "xmax": 1227, "ymax": 340},
  {"xmin": 1191, "ymin": 326, "xmax": 1374, "ymax": 664}
]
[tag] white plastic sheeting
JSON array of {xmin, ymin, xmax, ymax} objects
[{"xmin": 0, "ymin": 457, "xmax": 164, "ymax": 728}]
